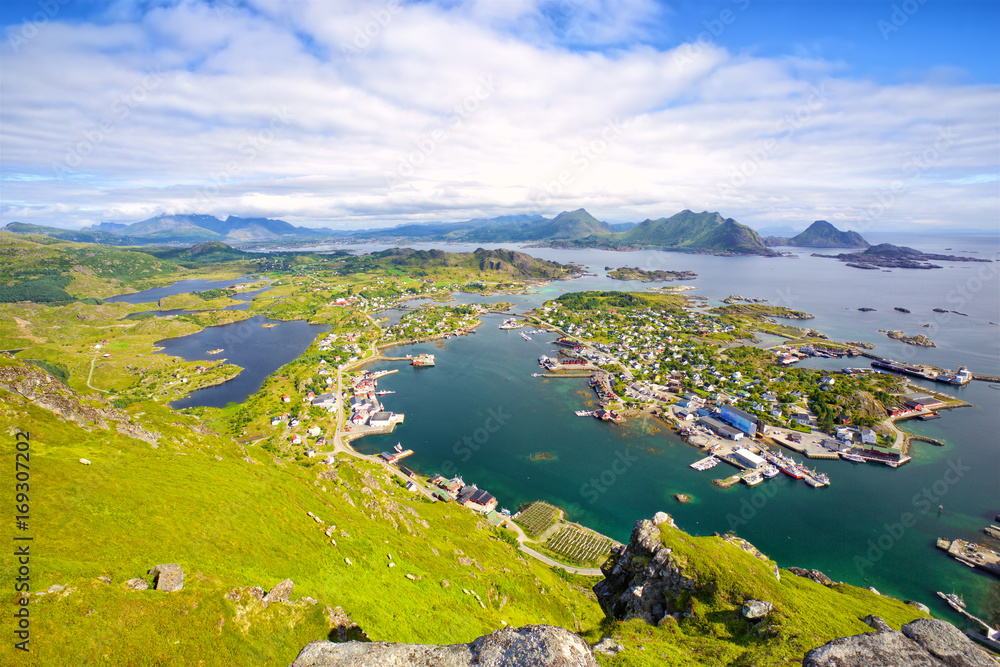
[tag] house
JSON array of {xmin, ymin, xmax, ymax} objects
[
  {"xmin": 307, "ymin": 426, "xmax": 322, "ymax": 437},
  {"xmin": 405, "ymin": 481, "xmax": 420, "ymax": 493},
  {"xmin": 398, "ymin": 466, "xmax": 417, "ymax": 479},
  {"xmin": 860, "ymin": 427, "xmax": 878, "ymax": 444},
  {"xmin": 445, "ymin": 477, "xmax": 464, "ymax": 494},
  {"xmin": 369, "ymin": 411, "xmax": 393, "ymax": 428},
  {"xmin": 836, "ymin": 426, "xmax": 854, "ymax": 441},
  {"xmin": 458, "ymin": 485, "xmax": 498, "ymax": 513},
  {"xmin": 311, "ymin": 392, "xmax": 337, "ymax": 408},
  {"xmin": 282, "ymin": 394, "xmax": 291, "ymax": 403},
  {"xmin": 290, "ymin": 434, "xmax": 302, "ymax": 445}
]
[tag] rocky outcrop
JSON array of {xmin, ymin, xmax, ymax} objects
[
  {"xmin": 592, "ymin": 512, "xmax": 697, "ymax": 625},
  {"xmin": 148, "ymin": 564, "xmax": 184, "ymax": 592},
  {"xmin": 290, "ymin": 625, "xmax": 597, "ymax": 667},
  {"xmin": 742, "ymin": 600, "xmax": 773, "ymax": 620},
  {"xmin": 803, "ymin": 616, "xmax": 997, "ymax": 667},
  {"xmin": 787, "ymin": 567, "xmax": 836, "ymax": 587},
  {"xmin": 264, "ymin": 578, "xmax": 294, "ymax": 603},
  {"xmin": 124, "ymin": 578, "xmax": 148, "ymax": 591}
]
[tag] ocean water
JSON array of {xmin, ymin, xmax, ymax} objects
[{"xmin": 349, "ymin": 235, "xmax": 999, "ymax": 625}]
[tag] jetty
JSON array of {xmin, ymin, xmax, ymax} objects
[
  {"xmin": 936, "ymin": 538, "xmax": 1000, "ymax": 577},
  {"xmin": 984, "ymin": 525, "xmax": 1000, "ymax": 540},
  {"xmin": 689, "ymin": 455, "xmax": 719, "ymax": 471}
]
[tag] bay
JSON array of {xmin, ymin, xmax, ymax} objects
[{"xmin": 349, "ymin": 235, "xmax": 999, "ymax": 625}]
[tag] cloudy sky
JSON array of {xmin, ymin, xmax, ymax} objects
[{"xmin": 1, "ymin": 0, "xmax": 998, "ymax": 233}]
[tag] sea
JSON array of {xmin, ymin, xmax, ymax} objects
[
  {"xmin": 122, "ymin": 233, "xmax": 1000, "ymax": 625},
  {"xmin": 345, "ymin": 233, "xmax": 1000, "ymax": 625}
]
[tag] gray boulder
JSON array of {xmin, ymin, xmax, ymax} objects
[
  {"xmin": 148, "ymin": 564, "xmax": 184, "ymax": 592},
  {"xmin": 124, "ymin": 578, "xmax": 148, "ymax": 591},
  {"xmin": 742, "ymin": 600, "xmax": 773, "ymax": 620},
  {"xmin": 803, "ymin": 616, "xmax": 997, "ymax": 667},
  {"xmin": 264, "ymin": 578, "xmax": 295, "ymax": 603},
  {"xmin": 901, "ymin": 618, "xmax": 998, "ymax": 667},
  {"xmin": 290, "ymin": 624, "xmax": 598, "ymax": 667}
]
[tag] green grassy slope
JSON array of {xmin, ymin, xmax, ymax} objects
[{"xmin": 0, "ymin": 362, "xmax": 602, "ymax": 665}]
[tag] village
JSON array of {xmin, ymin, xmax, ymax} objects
[{"xmin": 525, "ymin": 293, "xmax": 970, "ymax": 489}]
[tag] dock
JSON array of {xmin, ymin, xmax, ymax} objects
[
  {"xmin": 984, "ymin": 525, "xmax": 1000, "ymax": 540},
  {"xmin": 937, "ymin": 538, "xmax": 1000, "ymax": 577},
  {"xmin": 689, "ymin": 455, "xmax": 719, "ymax": 471}
]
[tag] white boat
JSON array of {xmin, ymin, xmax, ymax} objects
[
  {"xmin": 937, "ymin": 591, "xmax": 966, "ymax": 611},
  {"xmin": 762, "ymin": 464, "xmax": 779, "ymax": 479},
  {"xmin": 520, "ymin": 332, "xmax": 532, "ymax": 340},
  {"xmin": 840, "ymin": 450, "xmax": 866, "ymax": 463},
  {"xmin": 394, "ymin": 442, "xmax": 403, "ymax": 453},
  {"xmin": 575, "ymin": 410, "xmax": 595, "ymax": 417},
  {"xmin": 742, "ymin": 469, "xmax": 764, "ymax": 486}
]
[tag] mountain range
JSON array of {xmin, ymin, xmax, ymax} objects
[{"xmin": 4, "ymin": 211, "xmax": 871, "ymax": 256}]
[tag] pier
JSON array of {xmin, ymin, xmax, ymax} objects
[{"xmin": 937, "ymin": 538, "xmax": 1000, "ymax": 577}]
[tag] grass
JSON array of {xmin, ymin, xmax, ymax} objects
[
  {"xmin": 0, "ymin": 366, "xmax": 603, "ymax": 665},
  {"xmin": 579, "ymin": 522, "xmax": 929, "ymax": 666},
  {"xmin": 544, "ymin": 525, "xmax": 616, "ymax": 566}
]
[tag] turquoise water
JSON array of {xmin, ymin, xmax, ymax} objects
[{"xmin": 351, "ymin": 238, "xmax": 999, "ymax": 626}]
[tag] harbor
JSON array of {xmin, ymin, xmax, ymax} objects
[{"xmin": 936, "ymin": 538, "xmax": 1000, "ymax": 577}]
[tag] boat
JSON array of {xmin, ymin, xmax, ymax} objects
[
  {"xmin": 575, "ymin": 410, "xmax": 595, "ymax": 417},
  {"xmin": 520, "ymin": 331, "xmax": 532, "ymax": 341},
  {"xmin": 741, "ymin": 469, "xmax": 764, "ymax": 486},
  {"xmin": 531, "ymin": 373, "xmax": 542, "ymax": 377},
  {"xmin": 394, "ymin": 442, "xmax": 403, "ymax": 453},
  {"xmin": 761, "ymin": 464, "xmax": 780, "ymax": 479},
  {"xmin": 937, "ymin": 591, "xmax": 966, "ymax": 611},
  {"xmin": 780, "ymin": 461, "xmax": 804, "ymax": 479},
  {"xmin": 375, "ymin": 390, "xmax": 395, "ymax": 395},
  {"xmin": 840, "ymin": 450, "xmax": 866, "ymax": 463}
]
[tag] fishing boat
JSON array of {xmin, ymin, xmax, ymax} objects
[
  {"xmin": 520, "ymin": 331, "xmax": 532, "ymax": 341},
  {"xmin": 840, "ymin": 450, "xmax": 866, "ymax": 463},
  {"xmin": 780, "ymin": 461, "xmax": 804, "ymax": 479},
  {"xmin": 575, "ymin": 410, "xmax": 595, "ymax": 417},
  {"xmin": 741, "ymin": 469, "xmax": 764, "ymax": 486},
  {"xmin": 394, "ymin": 442, "xmax": 403, "ymax": 453},
  {"xmin": 761, "ymin": 464, "xmax": 780, "ymax": 479},
  {"xmin": 937, "ymin": 591, "xmax": 966, "ymax": 611},
  {"xmin": 375, "ymin": 390, "xmax": 395, "ymax": 395}
]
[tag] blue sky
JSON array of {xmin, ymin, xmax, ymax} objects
[{"xmin": 1, "ymin": 0, "xmax": 998, "ymax": 232}]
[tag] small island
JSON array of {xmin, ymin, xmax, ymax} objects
[
  {"xmin": 881, "ymin": 330, "xmax": 935, "ymax": 347},
  {"xmin": 529, "ymin": 452, "xmax": 556, "ymax": 461},
  {"xmin": 815, "ymin": 243, "xmax": 994, "ymax": 270},
  {"xmin": 607, "ymin": 266, "xmax": 697, "ymax": 282},
  {"xmin": 710, "ymin": 304, "xmax": 815, "ymax": 320}
]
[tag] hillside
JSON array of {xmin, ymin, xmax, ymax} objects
[
  {"xmin": 766, "ymin": 221, "xmax": 869, "ymax": 248},
  {"xmin": 617, "ymin": 210, "xmax": 774, "ymax": 255},
  {"xmin": 337, "ymin": 247, "xmax": 581, "ymax": 281}
]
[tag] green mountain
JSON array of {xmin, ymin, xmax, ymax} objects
[
  {"xmin": 524, "ymin": 208, "xmax": 613, "ymax": 240},
  {"xmin": 618, "ymin": 210, "xmax": 774, "ymax": 255},
  {"xmin": 3, "ymin": 222, "xmax": 134, "ymax": 245},
  {"xmin": 768, "ymin": 221, "xmax": 869, "ymax": 248}
]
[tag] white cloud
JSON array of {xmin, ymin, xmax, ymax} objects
[{"xmin": 0, "ymin": 0, "xmax": 997, "ymax": 233}]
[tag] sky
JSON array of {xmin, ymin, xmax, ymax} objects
[{"xmin": 1, "ymin": 0, "xmax": 998, "ymax": 233}]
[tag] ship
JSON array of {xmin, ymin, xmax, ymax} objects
[
  {"xmin": 741, "ymin": 469, "xmax": 764, "ymax": 486},
  {"xmin": 805, "ymin": 470, "xmax": 830, "ymax": 487},
  {"xmin": 411, "ymin": 354, "xmax": 435, "ymax": 367},
  {"xmin": 780, "ymin": 461, "xmax": 804, "ymax": 479},
  {"xmin": 375, "ymin": 390, "xmax": 395, "ymax": 395},
  {"xmin": 520, "ymin": 331, "xmax": 532, "ymax": 341},
  {"xmin": 761, "ymin": 464, "xmax": 780, "ymax": 479},
  {"xmin": 937, "ymin": 591, "xmax": 966, "ymax": 611},
  {"xmin": 840, "ymin": 450, "xmax": 866, "ymax": 463}
]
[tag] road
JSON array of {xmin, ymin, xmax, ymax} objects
[{"xmin": 500, "ymin": 519, "xmax": 604, "ymax": 576}]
